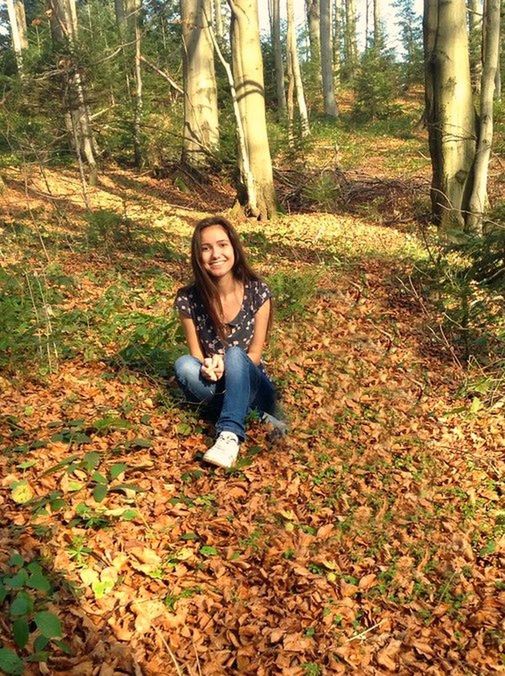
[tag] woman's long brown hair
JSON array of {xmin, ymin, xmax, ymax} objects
[{"xmin": 188, "ymin": 216, "xmax": 272, "ymax": 342}]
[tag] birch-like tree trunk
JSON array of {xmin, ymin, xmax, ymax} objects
[
  {"xmin": 125, "ymin": 0, "xmax": 143, "ymax": 167},
  {"xmin": 181, "ymin": 0, "xmax": 219, "ymax": 168},
  {"xmin": 333, "ymin": 0, "xmax": 341, "ymax": 85},
  {"xmin": 373, "ymin": 0, "xmax": 381, "ymax": 46},
  {"xmin": 6, "ymin": 0, "xmax": 28, "ymax": 74},
  {"xmin": 214, "ymin": 0, "xmax": 224, "ymax": 41},
  {"xmin": 287, "ymin": 0, "xmax": 310, "ymax": 136},
  {"xmin": 468, "ymin": 0, "xmax": 483, "ymax": 93},
  {"xmin": 424, "ymin": 0, "xmax": 476, "ymax": 228},
  {"xmin": 271, "ymin": 0, "xmax": 286, "ymax": 115},
  {"xmin": 344, "ymin": 0, "xmax": 358, "ymax": 79},
  {"xmin": 228, "ymin": 0, "xmax": 276, "ymax": 219},
  {"xmin": 468, "ymin": 0, "xmax": 501, "ymax": 229},
  {"xmin": 320, "ymin": 0, "xmax": 337, "ymax": 116},
  {"xmin": 306, "ymin": 0, "xmax": 321, "ymax": 74},
  {"xmin": 49, "ymin": 0, "xmax": 98, "ymax": 185}
]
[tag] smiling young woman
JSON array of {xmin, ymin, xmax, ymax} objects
[{"xmin": 173, "ymin": 216, "xmax": 286, "ymax": 469}]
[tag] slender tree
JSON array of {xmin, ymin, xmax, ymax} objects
[
  {"xmin": 48, "ymin": 0, "xmax": 98, "ymax": 185},
  {"xmin": 424, "ymin": 0, "xmax": 476, "ymax": 228},
  {"xmin": 468, "ymin": 0, "xmax": 483, "ymax": 93},
  {"xmin": 343, "ymin": 0, "xmax": 358, "ymax": 80},
  {"xmin": 306, "ymin": 0, "xmax": 321, "ymax": 76},
  {"xmin": 373, "ymin": 0, "xmax": 381, "ymax": 46},
  {"xmin": 333, "ymin": 0, "xmax": 342, "ymax": 85},
  {"xmin": 6, "ymin": 0, "xmax": 28, "ymax": 74},
  {"xmin": 468, "ymin": 0, "xmax": 501, "ymax": 229},
  {"xmin": 320, "ymin": 0, "xmax": 338, "ymax": 116},
  {"xmin": 227, "ymin": 0, "xmax": 276, "ymax": 218},
  {"xmin": 271, "ymin": 0, "xmax": 286, "ymax": 115},
  {"xmin": 287, "ymin": 0, "xmax": 310, "ymax": 136},
  {"xmin": 181, "ymin": 0, "xmax": 219, "ymax": 168}
]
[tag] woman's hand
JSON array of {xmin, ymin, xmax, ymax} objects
[{"xmin": 201, "ymin": 354, "xmax": 224, "ymax": 381}]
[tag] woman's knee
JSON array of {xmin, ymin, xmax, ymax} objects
[
  {"xmin": 174, "ymin": 355, "xmax": 200, "ymax": 385},
  {"xmin": 224, "ymin": 346, "xmax": 248, "ymax": 368}
]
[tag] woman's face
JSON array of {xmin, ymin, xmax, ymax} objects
[{"xmin": 200, "ymin": 225, "xmax": 235, "ymax": 279}]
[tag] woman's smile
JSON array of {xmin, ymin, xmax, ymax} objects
[{"xmin": 200, "ymin": 225, "xmax": 235, "ymax": 278}]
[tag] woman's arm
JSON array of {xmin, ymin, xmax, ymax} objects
[
  {"xmin": 179, "ymin": 314, "xmax": 205, "ymax": 363},
  {"xmin": 247, "ymin": 299, "xmax": 271, "ymax": 365}
]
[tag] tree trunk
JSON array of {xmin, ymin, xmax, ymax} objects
[
  {"xmin": 287, "ymin": 0, "xmax": 310, "ymax": 136},
  {"xmin": 306, "ymin": 0, "xmax": 321, "ymax": 75},
  {"xmin": 424, "ymin": 0, "xmax": 476, "ymax": 229},
  {"xmin": 123, "ymin": 0, "xmax": 144, "ymax": 168},
  {"xmin": 6, "ymin": 0, "xmax": 28, "ymax": 74},
  {"xmin": 468, "ymin": 0, "xmax": 500, "ymax": 229},
  {"xmin": 333, "ymin": 0, "xmax": 341, "ymax": 85},
  {"xmin": 181, "ymin": 0, "xmax": 219, "ymax": 168},
  {"xmin": 468, "ymin": 0, "xmax": 483, "ymax": 93},
  {"xmin": 49, "ymin": 0, "xmax": 98, "ymax": 185},
  {"xmin": 271, "ymin": 0, "xmax": 286, "ymax": 115},
  {"xmin": 320, "ymin": 0, "xmax": 338, "ymax": 116},
  {"xmin": 214, "ymin": 0, "xmax": 224, "ymax": 40},
  {"xmin": 373, "ymin": 0, "xmax": 381, "ymax": 46},
  {"xmin": 344, "ymin": 0, "xmax": 358, "ymax": 79},
  {"xmin": 228, "ymin": 0, "xmax": 276, "ymax": 219}
]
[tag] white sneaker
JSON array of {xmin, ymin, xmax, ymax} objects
[{"xmin": 203, "ymin": 432, "xmax": 240, "ymax": 469}]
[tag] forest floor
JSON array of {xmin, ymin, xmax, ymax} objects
[{"xmin": 0, "ymin": 132, "xmax": 504, "ymax": 675}]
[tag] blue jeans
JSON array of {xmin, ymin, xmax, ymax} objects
[{"xmin": 174, "ymin": 346, "xmax": 276, "ymax": 441}]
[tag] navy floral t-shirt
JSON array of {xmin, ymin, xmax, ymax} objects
[{"xmin": 174, "ymin": 279, "xmax": 271, "ymax": 358}]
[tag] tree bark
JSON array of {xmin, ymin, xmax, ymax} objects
[
  {"xmin": 214, "ymin": 0, "xmax": 224, "ymax": 40},
  {"xmin": 6, "ymin": 0, "xmax": 28, "ymax": 74},
  {"xmin": 373, "ymin": 0, "xmax": 381, "ymax": 46},
  {"xmin": 181, "ymin": 0, "xmax": 219, "ymax": 168},
  {"xmin": 320, "ymin": 0, "xmax": 338, "ymax": 116},
  {"xmin": 228, "ymin": 0, "xmax": 276, "ymax": 219},
  {"xmin": 131, "ymin": 0, "xmax": 143, "ymax": 168},
  {"xmin": 271, "ymin": 0, "xmax": 286, "ymax": 115},
  {"xmin": 287, "ymin": 0, "xmax": 310, "ymax": 135},
  {"xmin": 468, "ymin": 0, "xmax": 483, "ymax": 93},
  {"xmin": 468, "ymin": 0, "xmax": 501, "ymax": 229},
  {"xmin": 344, "ymin": 0, "xmax": 358, "ymax": 79},
  {"xmin": 49, "ymin": 0, "xmax": 98, "ymax": 185},
  {"xmin": 306, "ymin": 0, "xmax": 321, "ymax": 73},
  {"xmin": 424, "ymin": 0, "xmax": 476, "ymax": 228},
  {"xmin": 333, "ymin": 0, "xmax": 341, "ymax": 84}
]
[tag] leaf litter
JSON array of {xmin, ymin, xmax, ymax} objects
[{"xmin": 0, "ymin": 167, "xmax": 503, "ymax": 674}]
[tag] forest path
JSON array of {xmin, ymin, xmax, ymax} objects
[{"xmin": 0, "ymin": 167, "xmax": 503, "ymax": 674}]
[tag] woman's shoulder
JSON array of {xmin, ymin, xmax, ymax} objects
[
  {"xmin": 174, "ymin": 283, "xmax": 199, "ymax": 315},
  {"xmin": 247, "ymin": 277, "xmax": 272, "ymax": 310}
]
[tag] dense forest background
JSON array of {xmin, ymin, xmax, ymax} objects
[{"xmin": 0, "ymin": 1, "xmax": 504, "ymax": 674}]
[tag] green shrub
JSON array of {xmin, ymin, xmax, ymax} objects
[
  {"xmin": 353, "ymin": 45, "xmax": 401, "ymax": 121},
  {"xmin": 267, "ymin": 270, "xmax": 321, "ymax": 320}
]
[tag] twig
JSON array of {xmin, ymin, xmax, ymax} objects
[
  {"xmin": 155, "ymin": 627, "xmax": 184, "ymax": 675},
  {"xmin": 192, "ymin": 640, "xmax": 203, "ymax": 676},
  {"xmin": 346, "ymin": 620, "xmax": 384, "ymax": 642},
  {"xmin": 140, "ymin": 56, "xmax": 183, "ymax": 93}
]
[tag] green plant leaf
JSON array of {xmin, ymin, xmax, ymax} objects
[
  {"xmin": 11, "ymin": 480, "xmax": 34, "ymax": 504},
  {"xmin": 34, "ymin": 611, "xmax": 62, "ymax": 638},
  {"xmin": 200, "ymin": 545, "xmax": 218, "ymax": 557},
  {"xmin": 27, "ymin": 570, "xmax": 51, "ymax": 593},
  {"xmin": 12, "ymin": 617, "xmax": 30, "ymax": 649},
  {"xmin": 33, "ymin": 635, "xmax": 49, "ymax": 652},
  {"xmin": 0, "ymin": 648, "xmax": 24, "ymax": 675},
  {"xmin": 10, "ymin": 591, "xmax": 32, "ymax": 617},
  {"xmin": 81, "ymin": 452, "xmax": 101, "ymax": 472},
  {"xmin": 93, "ymin": 484, "xmax": 108, "ymax": 503},
  {"xmin": 4, "ymin": 569, "xmax": 28, "ymax": 590},
  {"xmin": 8, "ymin": 554, "xmax": 24, "ymax": 568},
  {"xmin": 109, "ymin": 463, "xmax": 127, "ymax": 480}
]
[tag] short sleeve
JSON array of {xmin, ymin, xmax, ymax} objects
[
  {"xmin": 174, "ymin": 288, "xmax": 192, "ymax": 318},
  {"xmin": 250, "ymin": 280, "xmax": 272, "ymax": 314}
]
